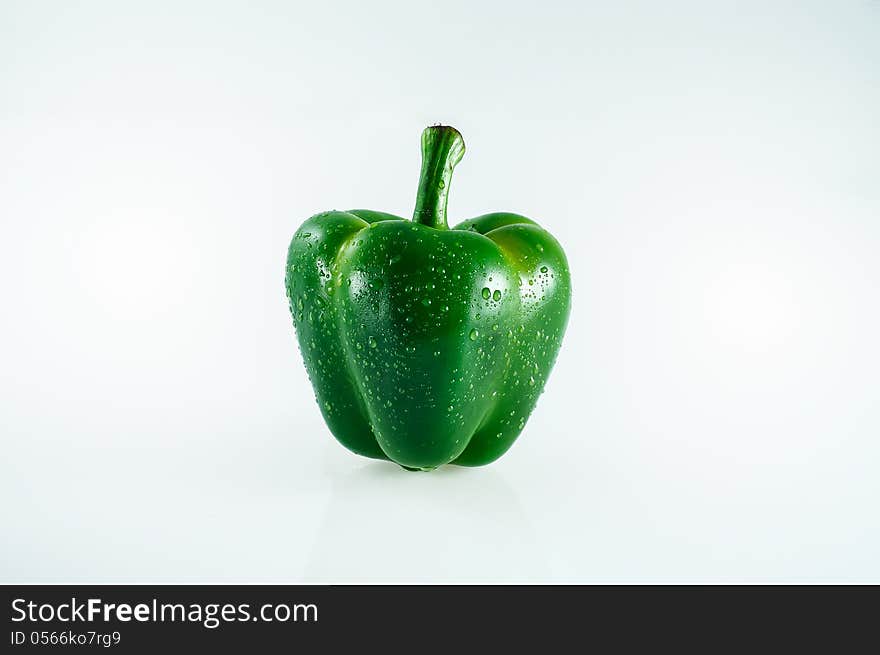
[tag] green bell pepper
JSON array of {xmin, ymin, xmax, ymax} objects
[{"xmin": 285, "ymin": 126, "xmax": 570, "ymax": 470}]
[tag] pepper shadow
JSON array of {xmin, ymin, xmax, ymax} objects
[{"xmin": 302, "ymin": 461, "xmax": 548, "ymax": 583}]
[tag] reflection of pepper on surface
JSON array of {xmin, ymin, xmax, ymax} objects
[
  {"xmin": 303, "ymin": 462, "xmax": 547, "ymax": 582},
  {"xmin": 286, "ymin": 126, "xmax": 571, "ymax": 470}
]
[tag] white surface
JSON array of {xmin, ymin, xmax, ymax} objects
[{"xmin": 1, "ymin": 1, "xmax": 878, "ymax": 583}]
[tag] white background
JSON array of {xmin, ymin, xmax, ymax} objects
[{"xmin": 1, "ymin": 1, "xmax": 878, "ymax": 582}]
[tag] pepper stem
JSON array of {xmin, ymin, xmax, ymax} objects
[{"xmin": 412, "ymin": 125, "xmax": 465, "ymax": 229}]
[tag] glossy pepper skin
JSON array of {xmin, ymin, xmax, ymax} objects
[{"xmin": 285, "ymin": 126, "xmax": 570, "ymax": 470}]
